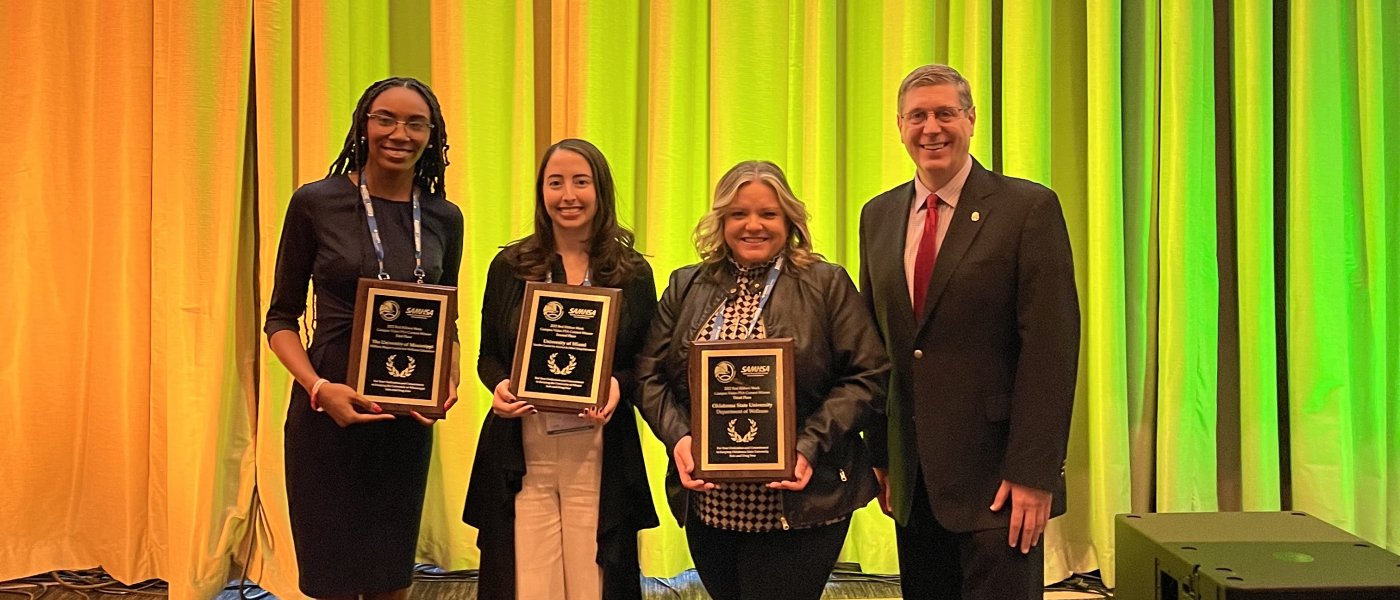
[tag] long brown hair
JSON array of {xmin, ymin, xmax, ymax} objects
[{"xmin": 503, "ymin": 139, "xmax": 645, "ymax": 286}]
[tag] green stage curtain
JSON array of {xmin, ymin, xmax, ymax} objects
[{"xmin": 2, "ymin": 2, "xmax": 1396, "ymax": 598}]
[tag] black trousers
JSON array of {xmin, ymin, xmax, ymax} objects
[
  {"xmin": 895, "ymin": 472, "xmax": 1044, "ymax": 600},
  {"xmin": 686, "ymin": 512, "xmax": 851, "ymax": 600}
]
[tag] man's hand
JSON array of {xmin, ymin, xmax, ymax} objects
[{"xmin": 990, "ymin": 479, "xmax": 1052, "ymax": 554}]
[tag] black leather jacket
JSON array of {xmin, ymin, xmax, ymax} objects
[{"xmin": 637, "ymin": 258, "xmax": 891, "ymax": 528}]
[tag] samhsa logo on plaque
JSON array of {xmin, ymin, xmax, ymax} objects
[
  {"xmin": 523, "ymin": 297, "xmax": 603, "ymax": 397},
  {"xmin": 346, "ymin": 278, "xmax": 457, "ymax": 419},
  {"xmin": 690, "ymin": 338, "xmax": 796, "ymax": 482},
  {"xmin": 363, "ymin": 296, "xmax": 440, "ymax": 400},
  {"xmin": 510, "ymin": 282, "xmax": 623, "ymax": 413},
  {"xmin": 705, "ymin": 356, "xmax": 780, "ymax": 466}
]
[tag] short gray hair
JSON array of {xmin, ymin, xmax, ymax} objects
[{"xmin": 897, "ymin": 64, "xmax": 974, "ymax": 113}]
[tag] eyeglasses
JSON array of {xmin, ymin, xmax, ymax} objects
[
  {"xmin": 901, "ymin": 106, "xmax": 971, "ymax": 126},
  {"xmin": 367, "ymin": 113, "xmax": 434, "ymax": 135}
]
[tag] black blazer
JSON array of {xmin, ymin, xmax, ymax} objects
[
  {"xmin": 859, "ymin": 158, "xmax": 1080, "ymax": 532},
  {"xmin": 462, "ymin": 249, "xmax": 660, "ymax": 600}
]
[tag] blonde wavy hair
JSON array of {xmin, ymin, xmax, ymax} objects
[{"xmin": 693, "ymin": 160, "xmax": 822, "ymax": 269}]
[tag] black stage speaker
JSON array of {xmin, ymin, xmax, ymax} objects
[{"xmin": 1116, "ymin": 511, "xmax": 1400, "ymax": 599}]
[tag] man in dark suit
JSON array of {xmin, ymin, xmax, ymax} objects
[{"xmin": 859, "ymin": 64, "xmax": 1080, "ymax": 600}]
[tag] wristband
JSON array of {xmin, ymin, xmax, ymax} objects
[{"xmin": 309, "ymin": 378, "xmax": 329, "ymax": 412}]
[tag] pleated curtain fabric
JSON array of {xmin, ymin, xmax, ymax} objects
[{"xmin": 1, "ymin": 2, "xmax": 1397, "ymax": 598}]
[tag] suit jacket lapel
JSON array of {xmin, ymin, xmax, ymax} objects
[
  {"xmin": 875, "ymin": 182, "xmax": 918, "ymax": 329},
  {"xmin": 917, "ymin": 159, "xmax": 991, "ymax": 329}
]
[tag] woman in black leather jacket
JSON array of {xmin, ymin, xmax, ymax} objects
[{"xmin": 636, "ymin": 160, "xmax": 890, "ymax": 600}]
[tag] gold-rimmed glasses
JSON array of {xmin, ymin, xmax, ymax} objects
[{"xmin": 900, "ymin": 106, "xmax": 972, "ymax": 126}]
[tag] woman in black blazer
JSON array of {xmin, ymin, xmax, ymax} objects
[{"xmin": 463, "ymin": 138, "xmax": 658, "ymax": 600}]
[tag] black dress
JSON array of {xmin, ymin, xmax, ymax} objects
[
  {"xmin": 264, "ymin": 175, "xmax": 464, "ymax": 598},
  {"xmin": 463, "ymin": 248, "xmax": 660, "ymax": 600}
]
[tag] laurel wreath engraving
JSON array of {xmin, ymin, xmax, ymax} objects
[
  {"xmin": 547, "ymin": 352, "xmax": 578, "ymax": 375},
  {"xmin": 385, "ymin": 354, "xmax": 416, "ymax": 378},
  {"xmin": 727, "ymin": 418, "xmax": 758, "ymax": 443}
]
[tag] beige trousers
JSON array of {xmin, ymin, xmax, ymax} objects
[{"xmin": 514, "ymin": 414, "xmax": 604, "ymax": 600}]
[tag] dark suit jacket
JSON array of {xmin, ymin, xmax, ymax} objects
[{"xmin": 859, "ymin": 158, "xmax": 1080, "ymax": 533}]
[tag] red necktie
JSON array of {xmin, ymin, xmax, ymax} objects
[{"xmin": 912, "ymin": 193, "xmax": 941, "ymax": 315}]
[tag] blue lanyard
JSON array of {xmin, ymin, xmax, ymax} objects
[
  {"xmin": 358, "ymin": 173, "xmax": 424, "ymax": 283},
  {"xmin": 710, "ymin": 256, "xmax": 784, "ymax": 341}
]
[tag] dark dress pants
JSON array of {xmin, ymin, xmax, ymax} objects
[
  {"xmin": 686, "ymin": 511, "xmax": 850, "ymax": 600},
  {"xmin": 895, "ymin": 471, "xmax": 1044, "ymax": 600}
]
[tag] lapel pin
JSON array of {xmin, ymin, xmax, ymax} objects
[{"xmin": 971, "ymin": 211, "xmax": 981, "ymax": 222}]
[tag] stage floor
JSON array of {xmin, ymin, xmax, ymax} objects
[{"xmin": 3, "ymin": 566, "xmax": 1111, "ymax": 599}]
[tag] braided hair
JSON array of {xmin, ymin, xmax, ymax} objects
[{"xmin": 327, "ymin": 77, "xmax": 450, "ymax": 196}]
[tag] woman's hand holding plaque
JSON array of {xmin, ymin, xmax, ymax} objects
[
  {"xmin": 766, "ymin": 452, "xmax": 812, "ymax": 491},
  {"xmin": 318, "ymin": 382, "xmax": 395, "ymax": 428},
  {"xmin": 673, "ymin": 435, "xmax": 718, "ymax": 492},
  {"xmin": 491, "ymin": 379, "xmax": 536, "ymax": 419},
  {"xmin": 579, "ymin": 377, "xmax": 621, "ymax": 425}
]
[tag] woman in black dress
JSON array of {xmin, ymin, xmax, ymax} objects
[
  {"xmin": 463, "ymin": 138, "xmax": 658, "ymax": 599},
  {"xmin": 264, "ymin": 77, "xmax": 463, "ymax": 600}
]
